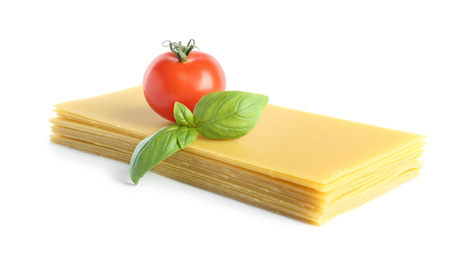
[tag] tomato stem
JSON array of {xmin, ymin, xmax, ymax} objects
[{"xmin": 162, "ymin": 39, "xmax": 198, "ymax": 63}]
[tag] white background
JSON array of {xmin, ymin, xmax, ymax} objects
[{"xmin": 1, "ymin": 0, "xmax": 468, "ymax": 259}]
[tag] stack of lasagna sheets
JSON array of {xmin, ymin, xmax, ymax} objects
[{"xmin": 50, "ymin": 86, "xmax": 425, "ymax": 225}]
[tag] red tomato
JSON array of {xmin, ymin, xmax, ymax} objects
[{"xmin": 143, "ymin": 50, "xmax": 226, "ymax": 122}]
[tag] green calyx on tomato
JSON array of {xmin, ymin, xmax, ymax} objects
[
  {"xmin": 162, "ymin": 39, "xmax": 198, "ymax": 64},
  {"xmin": 143, "ymin": 39, "xmax": 226, "ymax": 122}
]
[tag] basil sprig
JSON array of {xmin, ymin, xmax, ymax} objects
[{"xmin": 130, "ymin": 91, "xmax": 269, "ymax": 184}]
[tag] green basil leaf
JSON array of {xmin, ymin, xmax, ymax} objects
[
  {"xmin": 174, "ymin": 102, "xmax": 194, "ymax": 127},
  {"xmin": 129, "ymin": 124, "xmax": 181, "ymax": 185},
  {"xmin": 193, "ymin": 91, "xmax": 269, "ymax": 139},
  {"xmin": 176, "ymin": 126, "xmax": 198, "ymax": 148}
]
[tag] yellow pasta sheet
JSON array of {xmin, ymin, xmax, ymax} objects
[{"xmin": 50, "ymin": 86, "xmax": 425, "ymax": 225}]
